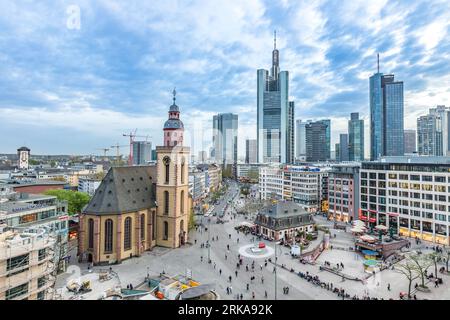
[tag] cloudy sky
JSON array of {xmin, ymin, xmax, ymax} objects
[{"xmin": 1, "ymin": 0, "xmax": 450, "ymax": 158}]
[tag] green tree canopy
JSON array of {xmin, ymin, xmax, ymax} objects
[{"xmin": 44, "ymin": 189, "xmax": 91, "ymax": 215}]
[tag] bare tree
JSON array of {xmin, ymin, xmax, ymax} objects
[
  {"xmin": 396, "ymin": 259, "xmax": 420, "ymax": 299},
  {"xmin": 443, "ymin": 246, "xmax": 450, "ymax": 273},
  {"xmin": 428, "ymin": 252, "xmax": 441, "ymax": 278},
  {"xmin": 410, "ymin": 254, "xmax": 433, "ymax": 288}
]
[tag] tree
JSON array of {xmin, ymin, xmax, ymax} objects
[
  {"xmin": 410, "ymin": 253, "xmax": 433, "ymax": 288},
  {"xmin": 44, "ymin": 189, "xmax": 91, "ymax": 215},
  {"xmin": 247, "ymin": 169, "xmax": 259, "ymax": 182},
  {"xmin": 188, "ymin": 208, "xmax": 195, "ymax": 230},
  {"xmin": 396, "ymin": 258, "xmax": 420, "ymax": 299},
  {"xmin": 443, "ymin": 247, "xmax": 450, "ymax": 273},
  {"xmin": 240, "ymin": 185, "xmax": 250, "ymax": 197},
  {"xmin": 428, "ymin": 252, "xmax": 441, "ymax": 278},
  {"xmin": 29, "ymin": 159, "xmax": 40, "ymax": 166}
]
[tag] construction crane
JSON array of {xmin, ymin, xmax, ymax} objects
[
  {"xmin": 110, "ymin": 143, "xmax": 128, "ymax": 165},
  {"xmin": 95, "ymin": 148, "xmax": 110, "ymax": 157},
  {"xmin": 122, "ymin": 129, "xmax": 153, "ymax": 165}
]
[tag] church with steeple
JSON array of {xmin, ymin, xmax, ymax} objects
[{"xmin": 78, "ymin": 89, "xmax": 191, "ymax": 265}]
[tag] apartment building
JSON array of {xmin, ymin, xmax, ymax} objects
[
  {"xmin": 359, "ymin": 156, "xmax": 450, "ymax": 245},
  {"xmin": 0, "ymin": 193, "xmax": 69, "ymax": 271},
  {"xmin": 259, "ymin": 164, "xmax": 329, "ymax": 212},
  {"xmin": 78, "ymin": 177, "xmax": 102, "ymax": 196},
  {"xmin": 0, "ymin": 227, "xmax": 56, "ymax": 300}
]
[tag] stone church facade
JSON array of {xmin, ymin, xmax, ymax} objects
[{"xmin": 78, "ymin": 90, "xmax": 191, "ymax": 265}]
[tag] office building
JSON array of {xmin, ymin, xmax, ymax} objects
[
  {"xmin": 305, "ymin": 121, "xmax": 329, "ymax": 162},
  {"xmin": 132, "ymin": 141, "xmax": 152, "ymax": 165},
  {"xmin": 259, "ymin": 164, "xmax": 329, "ymax": 212},
  {"xmin": 328, "ymin": 164, "xmax": 360, "ymax": 222},
  {"xmin": 339, "ymin": 134, "xmax": 349, "ymax": 162},
  {"xmin": 348, "ymin": 113, "xmax": 364, "ymax": 161},
  {"xmin": 359, "ymin": 156, "xmax": 450, "ymax": 245},
  {"xmin": 245, "ymin": 139, "xmax": 257, "ymax": 164},
  {"xmin": 369, "ymin": 56, "xmax": 404, "ymax": 160},
  {"xmin": 257, "ymin": 32, "xmax": 294, "ymax": 164},
  {"xmin": 335, "ymin": 143, "xmax": 340, "ymax": 161},
  {"xmin": 295, "ymin": 120, "xmax": 310, "ymax": 160},
  {"xmin": 198, "ymin": 151, "xmax": 207, "ymax": 163},
  {"xmin": 417, "ymin": 105, "xmax": 450, "ymax": 156},
  {"xmin": 212, "ymin": 113, "xmax": 238, "ymax": 166},
  {"xmin": 403, "ymin": 129, "xmax": 416, "ymax": 154}
]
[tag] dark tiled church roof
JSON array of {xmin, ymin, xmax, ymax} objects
[{"xmin": 84, "ymin": 165, "xmax": 156, "ymax": 215}]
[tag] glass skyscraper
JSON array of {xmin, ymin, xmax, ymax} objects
[
  {"xmin": 339, "ymin": 133, "xmax": 349, "ymax": 161},
  {"xmin": 213, "ymin": 113, "xmax": 238, "ymax": 166},
  {"xmin": 348, "ymin": 112, "xmax": 364, "ymax": 161},
  {"xmin": 305, "ymin": 121, "xmax": 329, "ymax": 161},
  {"xmin": 257, "ymin": 32, "xmax": 294, "ymax": 164},
  {"xmin": 132, "ymin": 141, "xmax": 152, "ymax": 165},
  {"xmin": 369, "ymin": 66, "xmax": 404, "ymax": 160},
  {"xmin": 417, "ymin": 105, "xmax": 450, "ymax": 156}
]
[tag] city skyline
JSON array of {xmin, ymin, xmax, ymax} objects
[{"xmin": 1, "ymin": 1, "xmax": 450, "ymax": 157}]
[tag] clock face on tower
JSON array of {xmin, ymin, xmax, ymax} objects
[{"xmin": 21, "ymin": 152, "xmax": 27, "ymax": 162}]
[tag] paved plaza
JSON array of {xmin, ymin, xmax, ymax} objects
[{"xmin": 56, "ymin": 182, "xmax": 450, "ymax": 300}]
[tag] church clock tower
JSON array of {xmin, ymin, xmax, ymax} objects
[{"xmin": 156, "ymin": 89, "xmax": 190, "ymax": 248}]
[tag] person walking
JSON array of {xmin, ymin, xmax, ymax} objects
[
  {"xmin": 229, "ymin": 275, "xmax": 232, "ymax": 283},
  {"xmin": 387, "ymin": 283, "xmax": 390, "ymax": 291},
  {"xmin": 261, "ymin": 276, "xmax": 264, "ymax": 284},
  {"xmin": 252, "ymin": 291, "xmax": 255, "ymax": 299},
  {"xmin": 235, "ymin": 270, "xmax": 238, "ymax": 277},
  {"xmin": 219, "ymin": 269, "xmax": 222, "ymax": 276},
  {"xmin": 265, "ymin": 290, "xmax": 268, "ymax": 298},
  {"xmin": 246, "ymin": 283, "xmax": 249, "ymax": 291}
]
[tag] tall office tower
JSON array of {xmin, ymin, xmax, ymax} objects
[
  {"xmin": 369, "ymin": 54, "xmax": 404, "ymax": 160},
  {"xmin": 287, "ymin": 101, "xmax": 295, "ymax": 163},
  {"xmin": 348, "ymin": 112, "xmax": 365, "ymax": 161},
  {"xmin": 212, "ymin": 113, "xmax": 238, "ymax": 166},
  {"xmin": 257, "ymin": 31, "xmax": 290, "ymax": 164},
  {"xmin": 335, "ymin": 143, "xmax": 340, "ymax": 161},
  {"xmin": 305, "ymin": 121, "xmax": 328, "ymax": 161},
  {"xmin": 132, "ymin": 141, "xmax": 152, "ymax": 165},
  {"xmin": 417, "ymin": 105, "xmax": 450, "ymax": 156},
  {"xmin": 245, "ymin": 139, "xmax": 258, "ymax": 163},
  {"xmin": 198, "ymin": 151, "xmax": 207, "ymax": 163},
  {"xmin": 320, "ymin": 119, "xmax": 331, "ymax": 160},
  {"xmin": 339, "ymin": 134, "xmax": 349, "ymax": 161},
  {"xmin": 295, "ymin": 120, "xmax": 311, "ymax": 160},
  {"xmin": 403, "ymin": 129, "xmax": 417, "ymax": 154}
]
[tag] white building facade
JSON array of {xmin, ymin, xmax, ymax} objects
[
  {"xmin": 259, "ymin": 164, "xmax": 329, "ymax": 212},
  {"xmin": 359, "ymin": 157, "xmax": 450, "ymax": 245}
]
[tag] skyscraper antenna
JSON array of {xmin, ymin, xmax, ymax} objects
[
  {"xmin": 377, "ymin": 53, "xmax": 380, "ymax": 73},
  {"xmin": 274, "ymin": 30, "xmax": 277, "ymax": 49}
]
